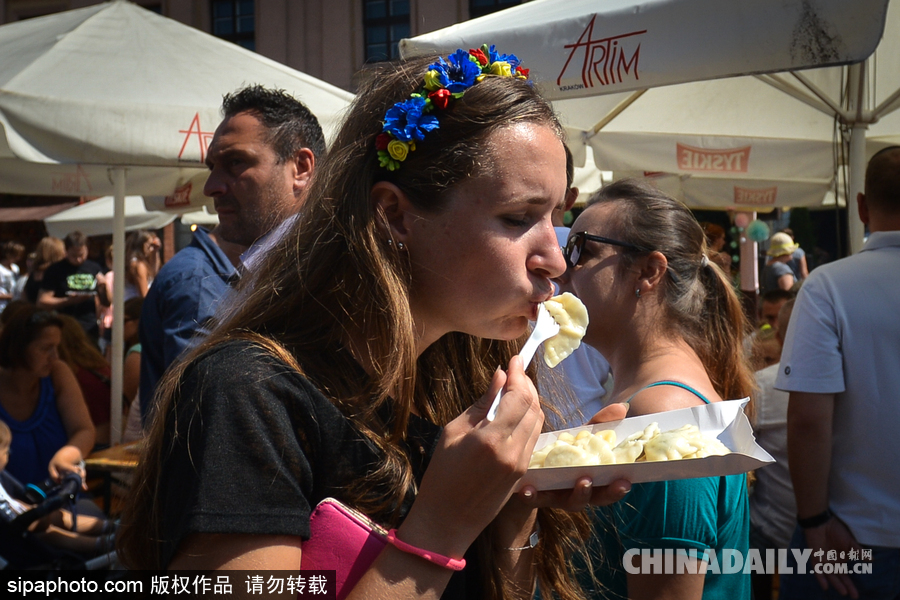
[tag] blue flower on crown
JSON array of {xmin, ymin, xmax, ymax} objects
[
  {"xmin": 426, "ymin": 49, "xmax": 481, "ymax": 93},
  {"xmin": 382, "ymin": 96, "xmax": 440, "ymax": 142},
  {"xmin": 487, "ymin": 45, "xmax": 521, "ymax": 70}
]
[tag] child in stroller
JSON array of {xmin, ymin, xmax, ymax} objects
[{"xmin": 0, "ymin": 420, "xmax": 116, "ymax": 564}]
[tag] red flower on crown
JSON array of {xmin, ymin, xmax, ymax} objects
[
  {"xmin": 469, "ymin": 48, "xmax": 488, "ymax": 66},
  {"xmin": 428, "ymin": 89, "xmax": 452, "ymax": 110},
  {"xmin": 375, "ymin": 133, "xmax": 391, "ymax": 151}
]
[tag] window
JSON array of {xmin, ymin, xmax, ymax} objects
[
  {"xmin": 363, "ymin": 0, "xmax": 410, "ymax": 63},
  {"xmin": 211, "ymin": 0, "xmax": 255, "ymax": 51},
  {"xmin": 469, "ymin": 0, "xmax": 522, "ymax": 19}
]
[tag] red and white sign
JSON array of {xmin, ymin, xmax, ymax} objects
[
  {"xmin": 677, "ymin": 143, "xmax": 751, "ymax": 173},
  {"xmin": 178, "ymin": 113, "xmax": 215, "ymax": 162},
  {"xmin": 557, "ymin": 16, "xmax": 646, "ymax": 91},
  {"xmin": 734, "ymin": 185, "xmax": 778, "ymax": 205},
  {"xmin": 51, "ymin": 165, "xmax": 93, "ymax": 194},
  {"xmin": 164, "ymin": 182, "xmax": 193, "ymax": 208}
]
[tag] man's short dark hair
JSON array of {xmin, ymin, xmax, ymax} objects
[
  {"xmin": 63, "ymin": 231, "xmax": 87, "ymax": 250},
  {"xmin": 564, "ymin": 145, "xmax": 574, "ymax": 190},
  {"xmin": 865, "ymin": 145, "xmax": 900, "ymax": 215},
  {"xmin": 222, "ymin": 85, "xmax": 326, "ymax": 162},
  {"xmin": 0, "ymin": 240, "xmax": 24, "ymax": 261},
  {"xmin": 762, "ymin": 289, "xmax": 795, "ymax": 305}
]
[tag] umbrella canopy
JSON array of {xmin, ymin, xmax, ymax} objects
[
  {"xmin": 402, "ymin": 0, "xmax": 892, "ymax": 246},
  {"xmin": 0, "ymin": 0, "xmax": 353, "ymax": 202},
  {"xmin": 402, "ymin": 0, "xmax": 887, "ymax": 102},
  {"xmin": 0, "ymin": 0, "xmax": 354, "ymax": 443},
  {"xmin": 44, "ymin": 195, "xmax": 175, "ymax": 238}
]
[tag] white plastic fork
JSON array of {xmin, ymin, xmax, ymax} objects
[{"xmin": 486, "ymin": 303, "xmax": 560, "ymax": 422}]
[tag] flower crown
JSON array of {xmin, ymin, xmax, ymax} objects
[{"xmin": 376, "ymin": 44, "xmax": 530, "ymax": 171}]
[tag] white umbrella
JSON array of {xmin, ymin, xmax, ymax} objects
[
  {"xmin": 44, "ymin": 196, "xmax": 175, "ymax": 238},
  {"xmin": 0, "ymin": 0, "xmax": 354, "ymax": 443},
  {"xmin": 402, "ymin": 0, "xmax": 886, "ymax": 101},
  {"xmin": 402, "ymin": 0, "xmax": 894, "ymax": 252},
  {"xmin": 179, "ymin": 206, "xmax": 220, "ymax": 228}
]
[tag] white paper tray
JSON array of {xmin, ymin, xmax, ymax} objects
[{"xmin": 518, "ymin": 399, "xmax": 774, "ymax": 491}]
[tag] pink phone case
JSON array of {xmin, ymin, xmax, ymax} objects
[{"xmin": 300, "ymin": 498, "xmax": 387, "ymax": 599}]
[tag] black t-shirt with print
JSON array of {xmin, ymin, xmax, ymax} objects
[{"xmin": 39, "ymin": 258, "xmax": 102, "ymax": 335}]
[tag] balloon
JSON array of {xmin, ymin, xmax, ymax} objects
[
  {"xmin": 746, "ymin": 219, "xmax": 771, "ymax": 243},
  {"xmin": 734, "ymin": 212, "xmax": 752, "ymax": 228}
]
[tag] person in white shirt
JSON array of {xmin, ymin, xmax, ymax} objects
[{"xmin": 776, "ymin": 146, "xmax": 900, "ymax": 600}]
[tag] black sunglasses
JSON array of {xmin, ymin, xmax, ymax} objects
[{"xmin": 563, "ymin": 232, "xmax": 651, "ymax": 268}]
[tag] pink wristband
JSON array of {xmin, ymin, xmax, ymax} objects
[{"xmin": 385, "ymin": 529, "xmax": 466, "ymax": 571}]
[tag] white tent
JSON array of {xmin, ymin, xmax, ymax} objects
[
  {"xmin": 44, "ymin": 196, "xmax": 175, "ymax": 238},
  {"xmin": 402, "ymin": 0, "xmax": 893, "ymax": 250},
  {"xmin": 0, "ymin": 0, "xmax": 354, "ymax": 443}
]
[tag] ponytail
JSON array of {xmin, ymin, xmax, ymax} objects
[{"xmin": 691, "ymin": 258, "xmax": 755, "ymax": 403}]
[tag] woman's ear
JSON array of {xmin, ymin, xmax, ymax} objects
[
  {"xmin": 371, "ymin": 181, "xmax": 414, "ymax": 244},
  {"xmin": 637, "ymin": 251, "xmax": 669, "ymax": 294}
]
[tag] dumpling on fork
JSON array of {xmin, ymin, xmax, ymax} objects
[{"xmin": 542, "ymin": 292, "xmax": 589, "ymax": 368}]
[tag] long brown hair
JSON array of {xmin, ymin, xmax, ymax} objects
[
  {"xmin": 124, "ymin": 229, "xmax": 159, "ymax": 287},
  {"xmin": 31, "ymin": 236, "xmax": 65, "ymax": 273},
  {"xmin": 121, "ymin": 56, "xmax": 593, "ymax": 599},
  {"xmin": 587, "ymin": 179, "xmax": 755, "ymax": 401},
  {"xmin": 56, "ymin": 314, "xmax": 108, "ymax": 373}
]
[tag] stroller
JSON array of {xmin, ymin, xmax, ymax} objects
[{"xmin": 0, "ymin": 470, "xmax": 120, "ymax": 570}]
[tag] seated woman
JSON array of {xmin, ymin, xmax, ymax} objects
[
  {"xmin": 56, "ymin": 314, "xmax": 114, "ymax": 448},
  {"xmin": 558, "ymin": 179, "xmax": 755, "ymax": 599},
  {"xmin": 119, "ymin": 47, "xmax": 631, "ymax": 598},
  {"xmin": 0, "ymin": 306, "xmax": 95, "ymax": 488}
]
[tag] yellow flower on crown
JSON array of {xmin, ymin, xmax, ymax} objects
[
  {"xmin": 423, "ymin": 70, "xmax": 443, "ymax": 91},
  {"xmin": 489, "ymin": 61, "xmax": 513, "ymax": 77},
  {"xmin": 388, "ymin": 139, "xmax": 411, "ymax": 162}
]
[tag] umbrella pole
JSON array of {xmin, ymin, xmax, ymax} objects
[
  {"xmin": 847, "ymin": 63, "xmax": 867, "ymax": 256},
  {"xmin": 110, "ymin": 168, "xmax": 126, "ymax": 445}
]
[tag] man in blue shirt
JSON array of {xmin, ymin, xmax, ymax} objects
[{"xmin": 138, "ymin": 85, "xmax": 325, "ymax": 426}]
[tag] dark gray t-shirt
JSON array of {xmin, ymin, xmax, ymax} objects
[{"xmin": 155, "ymin": 340, "xmax": 482, "ymax": 598}]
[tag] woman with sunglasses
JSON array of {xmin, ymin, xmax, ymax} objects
[{"xmin": 558, "ymin": 179, "xmax": 754, "ymax": 600}]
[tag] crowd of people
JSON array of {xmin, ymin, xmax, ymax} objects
[
  {"xmin": 0, "ymin": 228, "xmax": 160, "ymax": 563},
  {"xmin": 0, "ymin": 45, "xmax": 897, "ymax": 599}
]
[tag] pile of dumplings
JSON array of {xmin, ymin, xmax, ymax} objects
[{"xmin": 529, "ymin": 422, "xmax": 732, "ymax": 468}]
